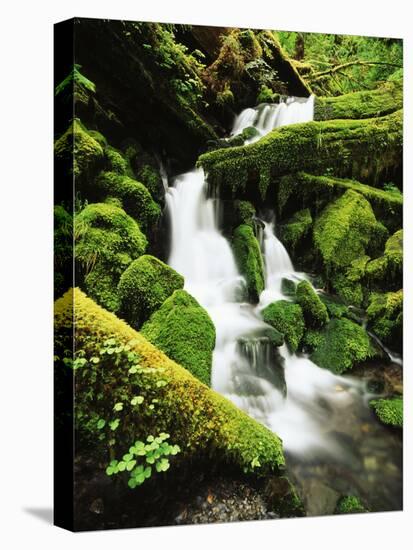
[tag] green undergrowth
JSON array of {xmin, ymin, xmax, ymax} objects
[
  {"xmin": 55, "ymin": 289, "xmax": 285, "ymax": 475},
  {"xmin": 141, "ymin": 290, "xmax": 215, "ymax": 386}
]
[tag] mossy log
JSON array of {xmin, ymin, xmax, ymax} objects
[
  {"xmin": 314, "ymin": 82, "xmax": 402, "ymax": 121},
  {"xmin": 55, "ymin": 289, "xmax": 285, "ymax": 474},
  {"xmin": 198, "ymin": 110, "xmax": 402, "ymax": 200}
]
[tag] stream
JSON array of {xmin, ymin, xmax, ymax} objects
[{"xmin": 164, "ymin": 97, "xmax": 402, "ymax": 515}]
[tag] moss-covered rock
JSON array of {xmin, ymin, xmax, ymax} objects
[
  {"xmin": 366, "ymin": 290, "xmax": 402, "ymax": 349},
  {"xmin": 95, "ymin": 171, "xmax": 161, "ymax": 233},
  {"xmin": 335, "ymin": 495, "xmax": 368, "ymax": 514},
  {"xmin": 75, "ymin": 203, "xmax": 147, "ymax": 311},
  {"xmin": 313, "ymin": 190, "xmax": 388, "ymax": 272},
  {"xmin": 234, "ymin": 200, "xmax": 256, "ymax": 227},
  {"xmin": 55, "ymin": 289, "xmax": 285, "ymax": 475},
  {"xmin": 279, "ymin": 209, "xmax": 312, "ymax": 252},
  {"xmin": 365, "ymin": 229, "xmax": 403, "ymax": 289},
  {"xmin": 319, "ymin": 292, "xmax": 351, "ymax": 320},
  {"xmin": 141, "ymin": 290, "xmax": 215, "ymax": 386},
  {"xmin": 370, "ymin": 397, "xmax": 403, "ymax": 428},
  {"xmin": 296, "ymin": 280, "xmax": 329, "ymax": 328},
  {"xmin": 55, "ymin": 119, "xmax": 104, "ymax": 179},
  {"xmin": 307, "ymin": 318, "xmax": 377, "ymax": 374},
  {"xmin": 198, "ymin": 110, "xmax": 402, "ymax": 199},
  {"xmin": 281, "ymin": 278, "xmax": 297, "ymax": 298},
  {"xmin": 232, "ymin": 224, "xmax": 265, "ymax": 303},
  {"xmin": 104, "ymin": 146, "xmax": 133, "ymax": 176},
  {"xmin": 54, "ymin": 205, "xmax": 73, "ymax": 298},
  {"xmin": 262, "ymin": 300, "xmax": 305, "ymax": 352},
  {"xmin": 118, "ymin": 255, "xmax": 184, "ymax": 327},
  {"xmin": 315, "ymin": 81, "xmax": 402, "ymax": 121}
]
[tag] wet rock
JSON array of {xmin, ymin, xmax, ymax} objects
[{"xmin": 302, "ymin": 480, "xmax": 340, "ymax": 516}]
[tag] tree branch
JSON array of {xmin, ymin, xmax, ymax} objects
[{"xmin": 310, "ymin": 60, "xmax": 402, "ymax": 82}]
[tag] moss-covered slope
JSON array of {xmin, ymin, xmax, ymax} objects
[
  {"xmin": 141, "ymin": 290, "xmax": 216, "ymax": 385},
  {"xmin": 55, "ymin": 289, "xmax": 285, "ymax": 474}
]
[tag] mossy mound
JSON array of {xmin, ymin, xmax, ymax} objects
[
  {"xmin": 279, "ymin": 209, "xmax": 312, "ymax": 252},
  {"xmin": 319, "ymin": 293, "xmax": 351, "ymax": 320},
  {"xmin": 307, "ymin": 318, "xmax": 377, "ymax": 374},
  {"xmin": 365, "ymin": 229, "xmax": 403, "ymax": 289},
  {"xmin": 75, "ymin": 203, "xmax": 147, "ymax": 311},
  {"xmin": 232, "ymin": 224, "xmax": 265, "ymax": 303},
  {"xmin": 141, "ymin": 290, "xmax": 215, "ymax": 386},
  {"xmin": 262, "ymin": 300, "xmax": 305, "ymax": 352},
  {"xmin": 55, "ymin": 119, "xmax": 104, "ymax": 178},
  {"xmin": 335, "ymin": 495, "xmax": 368, "ymax": 514},
  {"xmin": 366, "ymin": 290, "xmax": 402, "ymax": 349},
  {"xmin": 118, "ymin": 255, "xmax": 184, "ymax": 327},
  {"xmin": 104, "ymin": 146, "xmax": 133, "ymax": 176},
  {"xmin": 96, "ymin": 171, "xmax": 161, "ymax": 232},
  {"xmin": 54, "ymin": 205, "xmax": 73, "ymax": 298},
  {"xmin": 370, "ymin": 397, "xmax": 403, "ymax": 428},
  {"xmin": 296, "ymin": 280, "xmax": 329, "ymax": 328},
  {"xmin": 123, "ymin": 142, "xmax": 165, "ymax": 203},
  {"xmin": 198, "ymin": 110, "xmax": 402, "ymax": 199},
  {"xmin": 315, "ymin": 81, "xmax": 402, "ymax": 121},
  {"xmin": 55, "ymin": 289, "xmax": 285, "ymax": 475},
  {"xmin": 314, "ymin": 189, "xmax": 388, "ymax": 272},
  {"xmin": 281, "ymin": 278, "xmax": 297, "ymax": 298}
]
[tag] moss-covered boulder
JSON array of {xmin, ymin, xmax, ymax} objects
[
  {"xmin": 370, "ymin": 397, "xmax": 403, "ymax": 428},
  {"xmin": 279, "ymin": 209, "xmax": 312, "ymax": 252},
  {"xmin": 366, "ymin": 290, "xmax": 402, "ymax": 349},
  {"xmin": 55, "ymin": 119, "xmax": 104, "ymax": 178},
  {"xmin": 54, "ymin": 205, "xmax": 73, "ymax": 298},
  {"xmin": 306, "ymin": 318, "xmax": 377, "ymax": 374},
  {"xmin": 315, "ymin": 81, "xmax": 402, "ymax": 121},
  {"xmin": 281, "ymin": 278, "xmax": 297, "ymax": 298},
  {"xmin": 141, "ymin": 290, "xmax": 215, "ymax": 386},
  {"xmin": 96, "ymin": 171, "xmax": 161, "ymax": 232},
  {"xmin": 198, "ymin": 110, "xmax": 402, "ymax": 199},
  {"xmin": 314, "ymin": 190, "xmax": 387, "ymax": 272},
  {"xmin": 75, "ymin": 203, "xmax": 147, "ymax": 311},
  {"xmin": 55, "ymin": 289, "xmax": 285, "ymax": 476},
  {"xmin": 365, "ymin": 229, "xmax": 403, "ymax": 289},
  {"xmin": 262, "ymin": 300, "xmax": 305, "ymax": 352},
  {"xmin": 104, "ymin": 146, "xmax": 133, "ymax": 176},
  {"xmin": 232, "ymin": 224, "xmax": 265, "ymax": 303},
  {"xmin": 118, "ymin": 255, "xmax": 184, "ymax": 327},
  {"xmin": 296, "ymin": 280, "xmax": 329, "ymax": 328},
  {"xmin": 335, "ymin": 495, "xmax": 368, "ymax": 514}
]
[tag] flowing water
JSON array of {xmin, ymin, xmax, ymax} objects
[{"xmin": 165, "ymin": 97, "xmax": 402, "ymax": 514}]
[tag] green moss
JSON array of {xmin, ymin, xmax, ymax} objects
[
  {"xmin": 280, "ymin": 209, "xmax": 312, "ymax": 252},
  {"xmin": 315, "ymin": 81, "xmax": 402, "ymax": 121},
  {"xmin": 296, "ymin": 280, "xmax": 329, "ymax": 328},
  {"xmin": 281, "ymin": 278, "xmax": 297, "ymax": 298},
  {"xmin": 365, "ymin": 229, "xmax": 403, "ymax": 287},
  {"xmin": 87, "ymin": 130, "xmax": 108, "ymax": 148},
  {"xmin": 262, "ymin": 301, "xmax": 305, "ymax": 352},
  {"xmin": 137, "ymin": 164, "xmax": 164, "ymax": 202},
  {"xmin": 314, "ymin": 190, "xmax": 388, "ymax": 271},
  {"xmin": 335, "ymin": 495, "xmax": 368, "ymax": 514},
  {"xmin": 319, "ymin": 293, "xmax": 352, "ymax": 319},
  {"xmin": 234, "ymin": 200, "xmax": 256, "ymax": 227},
  {"xmin": 96, "ymin": 171, "xmax": 161, "ymax": 232},
  {"xmin": 198, "ymin": 111, "xmax": 402, "ymax": 199},
  {"xmin": 366, "ymin": 290, "xmax": 402, "ymax": 348},
  {"xmin": 370, "ymin": 397, "xmax": 403, "ymax": 428},
  {"xmin": 55, "ymin": 289, "xmax": 285, "ymax": 474},
  {"xmin": 118, "ymin": 255, "xmax": 184, "ymax": 327},
  {"xmin": 54, "ymin": 205, "xmax": 73, "ymax": 298},
  {"xmin": 55, "ymin": 119, "xmax": 104, "ymax": 178},
  {"xmin": 232, "ymin": 224, "xmax": 265, "ymax": 303},
  {"xmin": 75, "ymin": 203, "xmax": 147, "ymax": 312},
  {"xmin": 141, "ymin": 290, "xmax": 215, "ymax": 386},
  {"xmin": 309, "ymin": 318, "xmax": 377, "ymax": 374},
  {"xmin": 105, "ymin": 146, "xmax": 133, "ymax": 176}
]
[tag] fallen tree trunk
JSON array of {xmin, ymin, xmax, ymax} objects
[
  {"xmin": 198, "ymin": 110, "xmax": 402, "ymax": 201},
  {"xmin": 314, "ymin": 82, "xmax": 402, "ymax": 121}
]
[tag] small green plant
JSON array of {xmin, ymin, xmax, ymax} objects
[{"xmin": 106, "ymin": 432, "xmax": 180, "ymax": 488}]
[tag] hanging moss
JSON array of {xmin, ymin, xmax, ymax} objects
[
  {"xmin": 315, "ymin": 81, "xmax": 402, "ymax": 121},
  {"xmin": 335, "ymin": 495, "xmax": 368, "ymax": 514},
  {"xmin": 296, "ymin": 280, "xmax": 329, "ymax": 328},
  {"xmin": 232, "ymin": 224, "xmax": 265, "ymax": 303},
  {"xmin": 366, "ymin": 290, "xmax": 402, "ymax": 349},
  {"xmin": 262, "ymin": 301, "xmax": 305, "ymax": 352},
  {"xmin": 96, "ymin": 171, "xmax": 161, "ymax": 232},
  {"xmin": 141, "ymin": 290, "xmax": 215, "ymax": 386},
  {"xmin": 279, "ymin": 209, "xmax": 312, "ymax": 252},
  {"xmin": 308, "ymin": 318, "xmax": 378, "ymax": 374},
  {"xmin": 370, "ymin": 397, "xmax": 403, "ymax": 428},
  {"xmin": 198, "ymin": 111, "xmax": 402, "ymax": 199},
  {"xmin": 313, "ymin": 189, "xmax": 388, "ymax": 271},
  {"xmin": 55, "ymin": 289, "xmax": 285, "ymax": 475},
  {"xmin": 118, "ymin": 255, "xmax": 184, "ymax": 327},
  {"xmin": 55, "ymin": 119, "xmax": 104, "ymax": 178},
  {"xmin": 75, "ymin": 202, "xmax": 147, "ymax": 312}
]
